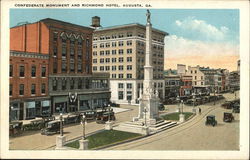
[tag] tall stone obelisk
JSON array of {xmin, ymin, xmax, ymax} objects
[{"xmin": 136, "ymin": 10, "xmax": 159, "ymax": 125}]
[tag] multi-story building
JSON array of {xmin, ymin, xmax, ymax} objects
[
  {"xmin": 165, "ymin": 75, "xmax": 180, "ymax": 98},
  {"xmin": 187, "ymin": 65, "xmax": 206, "ymax": 93},
  {"xmin": 10, "ymin": 18, "xmax": 111, "ymax": 120},
  {"xmin": 92, "ymin": 22, "xmax": 168, "ymax": 104}
]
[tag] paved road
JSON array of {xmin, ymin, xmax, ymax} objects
[{"xmin": 105, "ymin": 92, "xmax": 240, "ymax": 150}]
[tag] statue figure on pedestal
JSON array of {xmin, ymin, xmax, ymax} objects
[{"xmin": 146, "ymin": 9, "xmax": 151, "ymax": 24}]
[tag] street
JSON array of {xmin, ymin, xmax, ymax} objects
[{"xmin": 9, "ymin": 92, "xmax": 239, "ymax": 150}]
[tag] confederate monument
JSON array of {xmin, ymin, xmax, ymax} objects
[{"xmin": 134, "ymin": 9, "xmax": 160, "ymax": 125}]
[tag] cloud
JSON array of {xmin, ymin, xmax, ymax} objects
[
  {"xmin": 174, "ymin": 17, "xmax": 233, "ymax": 42},
  {"xmin": 164, "ymin": 35, "xmax": 239, "ymax": 71}
]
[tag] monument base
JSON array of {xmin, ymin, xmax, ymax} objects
[
  {"xmin": 79, "ymin": 139, "xmax": 89, "ymax": 150},
  {"xmin": 179, "ymin": 114, "xmax": 185, "ymax": 123},
  {"xmin": 105, "ymin": 121, "xmax": 113, "ymax": 130},
  {"xmin": 56, "ymin": 135, "xmax": 66, "ymax": 149}
]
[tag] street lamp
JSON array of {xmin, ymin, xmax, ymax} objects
[
  {"xmin": 181, "ymin": 100, "xmax": 184, "ymax": 113},
  {"xmin": 60, "ymin": 113, "xmax": 63, "ymax": 136},
  {"xmin": 81, "ymin": 115, "xmax": 86, "ymax": 140},
  {"xmin": 108, "ymin": 104, "xmax": 111, "ymax": 122},
  {"xmin": 177, "ymin": 96, "xmax": 180, "ymax": 113}
]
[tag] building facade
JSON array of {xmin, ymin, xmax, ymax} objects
[
  {"xmin": 10, "ymin": 18, "xmax": 111, "ymax": 120},
  {"xmin": 92, "ymin": 23, "xmax": 167, "ymax": 105}
]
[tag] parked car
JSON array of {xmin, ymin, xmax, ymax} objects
[
  {"xmin": 223, "ymin": 112, "xmax": 234, "ymax": 122},
  {"xmin": 158, "ymin": 103, "xmax": 165, "ymax": 111},
  {"xmin": 41, "ymin": 120, "xmax": 61, "ymax": 135},
  {"xmin": 64, "ymin": 114, "xmax": 80, "ymax": 124},
  {"xmin": 184, "ymin": 99, "xmax": 198, "ymax": 106},
  {"xmin": 232, "ymin": 104, "xmax": 240, "ymax": 113},
  {"xmin": 205, "ymin": 115, "xmax": 217, "ymax": 127},
  {"xmin": 221, "ymin": 101, "xmax": 233, "ymax": 109},
  {"xmin": 9, "ymin": 121, "xmax": 23, "ymax": 136},
  {"xmin": 109, "ymin": 102, "xmax": 120, "ymax": 107},
  {"xmin": 96, "ymin": 110, "xmax": 115, "ymax": 124},
  {"xmin": 83, "ymin": 111, "xmax": 97, "ymax": 121}
]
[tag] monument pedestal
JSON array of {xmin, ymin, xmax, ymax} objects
[
  {"xmin": 56, "ymin": 135, "xmax": 66, "ymax": 149},
  {"xmin": 79, "ymin": 139, "xmax": 89, "ymax": 150},
  {"xmin": 141, "ymin": 126, "xmax": 149, "ymax": 135},
  {"xmin": 105, "ymin": 121, "xmax": 113, "ymax": 130},
  {"xmin": 179, "ymin": 114, "xmax": 185, "ymax": 123}
]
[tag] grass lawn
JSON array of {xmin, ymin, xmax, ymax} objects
[
  {"xmin": 65, "ymin": 130, "xmax": 142, "ymax": 149},
  {"xmin": 161, "ymin": 112, "xmax": 193, "ymax": 121}
]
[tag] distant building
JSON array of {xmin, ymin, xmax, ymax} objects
[
  {"xmin": 10, "ymin": 18, "xmax": 111, "ymax": 120},
  {"xmin": 177, "ymin": 64, "xmax": 186, "ymax": 76},
  {"xmin": 92, "ymin": 21, "xmax": 168, "ymax": 104}
]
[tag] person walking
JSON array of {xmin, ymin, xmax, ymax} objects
[{"xmin": 199, "ymin": 107, "xmax": 201, "ymax": 115}]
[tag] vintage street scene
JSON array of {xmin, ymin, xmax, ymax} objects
[{"xmin": 8, "ymin": 9, "xmax": 240, "ymax": 151}]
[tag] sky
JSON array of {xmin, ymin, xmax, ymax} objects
[{"xmin": 10, "ymin": 9, "xmax": 239, "ymax": 71}]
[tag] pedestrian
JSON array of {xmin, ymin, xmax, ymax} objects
[{"xmin": 199, "ymin": 107, "xmax": 201, "ymax": 115}]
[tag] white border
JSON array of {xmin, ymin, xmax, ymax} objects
[{"xmin": 0, "ymin": 0, "xmax": 249, "ymax": 159}]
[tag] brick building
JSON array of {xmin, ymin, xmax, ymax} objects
[{"xmin": 10, "ymin": 18, "xmax": 111, "ymax": 120}]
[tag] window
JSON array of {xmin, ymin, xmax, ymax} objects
[
  {"xmin": 105, "ymin": 43, "xmax": 110, "ymax": 48},
  {"xmin": 100, "ymin": 66, "xmax": 104, "ymax": 71},
  {"xmin": 118, "ymin": 91, "xmax": 124, "ymax": 100},
  {"xmin": 195, "ymin": 70, "xmax": 197, "ymax": 74},
  {"xmin": 118, "ymin": 65, "xmax": 124, "ymax": 70},
  {"xmin": 78, "ymin": 38, "xmax": 83, "ymax": 45},
  {"xmin": 195, "ymin": 82, "xmax": 197, "ymax": 85},
  {"xmin": 93, "ymin": 37, "xmax": 98, "ymax": 41},
  {"xmin": 19, "ymin": 65, "xmax": 25, "ymax": 77},
  {"xmin": 105, "ymin": 66, "xmax": 110, "ymax": 71},
  {"xmin": 112, "ymin": 58, "xmax": 117, "ymax": 63},
  {"xmin": 118, "ymin": 57, "xmax": 124, "ymax": 62},
  {"xmin": 127, "ymin": 32, "xmax": 133, "ymax": 37},
  {"xmin": 195, "ymin": 76, "xmax": 197, "ymax": 80},
  {"xmin": 201, "ymin": 76, "xmax": 203, "ymax": 80},
  {"xmin": 100, "ymin": 58, "xmax": 104, "ymax": 63},
  {"xmin": 52, "ymin": 80, "xmax": 57, "ymax": 91},
  {"xmin": 31, "ymin": 84, "xmax": 36, "ymax": 95},
  {"xmin": 61, "ymin": 80, "xmax": 66, "ymax": 90},
  {"xmin": 53, "ymin": 46, "xmax": 57, "ymax": 56},
  {"xmin": 106, "ymin": 36, "xmax": 110, "ymax": 39},
  {"xmin": 112, "ymin": 35, "xmax": 117, "ymax": 39},
  {"xmin": 86, "ymin": 39, "xmax": 89, "ymax": 47},
  {"xmin": 78, "ymin": 79, "xmax": 82, "ymax": 89},
  {"xmin": 127, "ymin": 41, "xmax": 132, "ymax": 46},
  {"xmin": 53, "ymin": 61, "xmax": 57, "ymax": 73},
  {"xmin": 93, "ymin": 44, "xmax": 97, "ymax": 48},
  {"xmin": 9, "ymin": 84, "xmax": 12, "ymax": 96},
  {"xmin": 93, "ymin": 66, "xmax": 97, "ymax": 71},
  {"xmin": 191, "ymin": 70, "xmax": 193, "ymax": 74},
  {"xmin": 127, "ymin": 83, "xmax": 132, "ymax": 89},
  {"xmin": 118, "ymin": 49, "xmax": 123, "ymax": 54},
  {"xmin": 111, "ymin": 74, "xmax": 116, "ymax": 78},
  {"xmin": 100, "ymin": 43, "xmax": 104, "ymax": 48},
  {"xmin": 118, "ymin": 34, "xmax": 124, "ymax": 38},
  {"xmin": 93, "ymin": 51, "xmax": 97, "ymax": 56},
  {"xmin": 127, "ymin": 57, "xmax": 132, "ymax": 62},
  {"xmin": 70, "ymin": 46, "xmax": 75, "ymax": 59},
  {"xmin": 70, "ymin": 63, "xmax": 74, "ymax": 72},
  {"xmin": 127, "ymin": 65, "xmax": 132, "ymax": 70},
  {"xmin": 100, "ymin": 36, "xmax": 105, "ymax": 40},
  {"xmin": 78, "ymin": 47, "xmax": 82, "ymax": 58},
  {"xmin": 41, "ymin": 66, "xmax": 46, "ymax": 77},
  {"xmin": 112, "ymin": 66, "xmax": 116, "ymax": 70},
  {"xmin": 127, "ymin": 74, "xmax": 132, "ymax": 79},
  {"xmin": 118, "ymin": 41, "xmax": 124, "ymax": 46},
  {"xmin": 112, "ymin": 50, "xmax": 116, "ymax": 55},
  {"xmin": 112, "ymin": 42, "xmax": 116, "ymax": 47},
  {"xmin": 77, "ymin": 63, "xmax": 82, "ymax": 72},
  {"xmin": 127, "ymin": 49, "xmax": 132, "ymax": 54},
  {"xmin": 53, "ymin": 32, "xmax": 58, "ymax": 41},
  {"xmin": 118, "ymin": 83, "xmax": 124, "ymax": 88},
  {"xmin": 105, "ymin": 50, "xmax": 110, "ymax": 55},
  {"xmin": 118, "ymin": 74, "xmax": 123, "ymax": 78},
  {"xmin": 70, "ymin": 79, "xmax": 74, "ymax": 89},
  {"xmin": 93, "ymin": 59, "xmax": 97, "ymax": 63},
  {"xmin": 10, "ymin": 65, "xmax": 13, "ymax": 77},
  {"xmin": 19, "ymin": 84, "xmax": 24, "ymax": 95},
  {"xmin": 62, "ymin": 61, "xmax": 67, "ymax": 73},
  {"xmin": 201, "ymin": 82, "xmax": 204, "ymax": 85},
  {"xmin": 106, "ymin": 58, "xmax": 110, "ymax": 63},
  {"xmin": 31, "ymin": 66, "xmax": 36, "ymax": 77},
  {"xmin": 100, "ymin": 51, "xmax": 105, "ymax": 55},
  {"xmin": 62, "ymin": 43, "xmax": 67, "ymax": 57}
]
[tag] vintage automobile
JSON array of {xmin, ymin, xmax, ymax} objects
[
  {"xmin": 221, "ymin": 101, "xmax": 233, "ymax": 109},
  {"xmin": 232, "ymin": 104, "xmax": 240, "ymax": 113},
  {"xmin": 109, "ymin": 102, "xmax": 120, "ymax": 107},
  {"xmin": 84, "ymin": 110, "xmax": 97, "ymax": 121},
  {"xmin": 205, "ymin": 115, "xmax": 217, "ymax": 127},
  {"xmin": 41, "ymin": 120, "xmax": 61, "ymax": 135},
  {"xmin": 9, "ymin": 121, "xmax": 23, "ymax": 136},
  {"xmin": 223, "ymin": 112, "xmax": 234, "ymax": 122},
  {"xmin": 96, "ymin": 110, "xmax": 115, "ymax": 124},
  {"xmin": 184, "ymin": 99, "xmax": 198, "ymax": 106},
  {"xmin": 158, "ymin": 103, "xmax": 165, "ymax": 111},
  {"xmin": 64, "ymin": 114, "xmax": 80, "ymax": 124}
]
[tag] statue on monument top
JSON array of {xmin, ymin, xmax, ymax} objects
[{"xmin": 146, "ymin": 9, "xmax": 151, "ymax": 24}]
